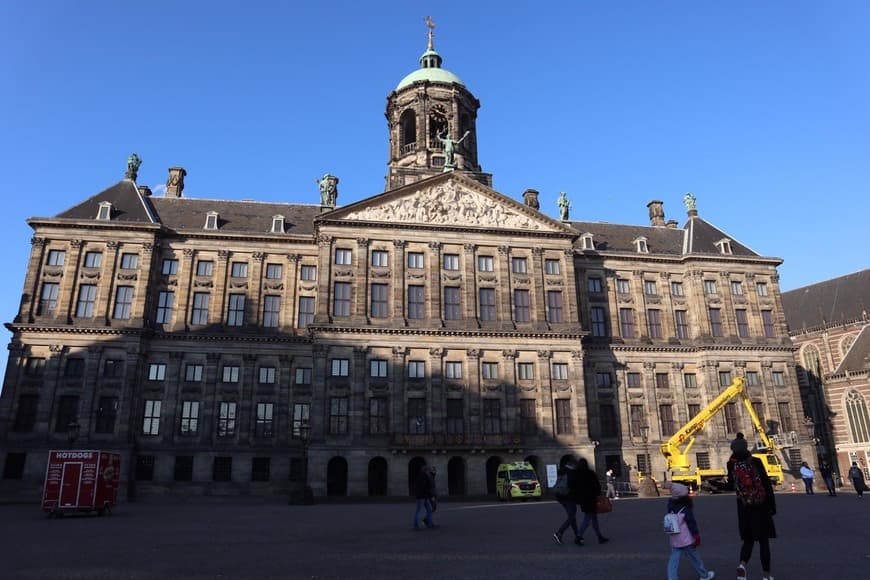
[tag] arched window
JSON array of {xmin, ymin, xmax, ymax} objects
[
  {"xmin": 846, "ymin": 390, "xmax": 870, "ymax": 444},
  {"xmin": 399, "ymin": 110, "xmax": 416, "ymax": 154},
  {"xmin": 802, "ymin": 344, "xmax": 822, "ymax": 383}
]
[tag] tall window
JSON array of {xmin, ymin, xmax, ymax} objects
[
  {"xmin": 627, "ymin": 373, "xmax": 641, "ymax": 388},
  {"xmin": 659, "ymin": 404, "xmax": 676, "ymax": 436},
  {"xmin": 113, "ymin": 286, "xmax": 134, "ymax": 319},
  {"xmin": 226, "ymin": 294, "xmax": 245, "ymax": 326},
  {"xmin": 684, "ymin": 373, "xmax": 697, "ymax": 388},
  {"xmin": 545, "ymin": 259, "xmax": 561, "ymax": 275},
  {"xmin": 547, "ymin": 290, "xmax": 563, "ymax": 323},
  {"xmin": 252, "ymin": 457, "xmax": 271, "ymax": 482},
  {"xmin": 709, "ymin": 308, "xmax": 723, "ymax": 337},
  {"xmin": 408, "ymin": 360, "xmax": 425, "ymax": 378},
  {"xmin": 143, "ymin": 400, "xmax": 161, "ymax": 435},
  {"xmin": 590, "ymin": 307, "xmax": 607, "ymax": 337},
  {"xmin": 552, "ymin": 362, "xmax": 568, "ymax": 380},
  {"xmin": 331, "ymin": 359, "xmax": 350, "ymax": 377},
  {"xmin": 263, "ymin": 295, "xmax": 280, "ymax": 327},
  {"xmin": 47, "ymin": 249, "xmax": 66, "ymax": 266},
  {"xmin": 761, "ymin": 310, "xmax": 776, "ymax": 337},
  {"xmin": 185, "ymin": 364, "xmax": 203, "ymax": 382},
  {"xmin": 703, "ymin": 280, "xmax": 717, "ymax": 295},
  {"xmin": 588, "ymin": 277, "xmax": 603, "ymax": 293},
  {"xmin": 518, "ymin": 362, "xmax": 535, "ymax": 380},
  {"xmin": 731, "ymin": 281, "xmax": 744, "ymax": 295},
  {"xmin": 222, "ymin": 366, "xmax": 240, "ymax": 383},
  {"xmin": 407, "ymin": 252, "xmax": 424, "ymax": 269},
  {"xmin": 619, "ymin": 308, "xmax": 635, "ymax": 337},
  {"xmin": 408, "ymin": 398, "xmax": 426, "ymax": 433},
  {"xmin": 772, "ymin": 371, "xmax": 785, "ymax": 386},
  {"xmin": 292, "ymin": 403, "xmax": 310, "ymax": 438},
  {"xmin": 444, "ymin": 286, "xmax": 461, "ymax": 320},
  {"xmin": 514, "ymin": 289, "xmax": 530, "ymax": 322},
  {"xmin": 370, "ymin": 359, "xmax": 388, "ymax": 378},
  {"xmin": 778, "ymin": 402, "xmax": 793, "ymax": 432},
  {"xmin": 670, "ymin": 281, "xmax": 684, "ymax": 296},
  {"xmin": 155, "ymin": 291, "xmax": 174, "ymax": 324},
  {"xmin": 24, "ymin": 357, "xmax": 45, "ymax": 377},
  {"xmin": 84, "ymin": 251, "xmax": 102, "ymax": 268},
  {"xmin": 483, "ymin": 399, "xmax": 502, "ymax": 434},
  {"xmin": 295, "ymin": 367, "xmax": 312, "ymax": 385},
  {"xmin": 218, "ymin": 402, "xmax": 237, "ymax": 437},
  {"xmin": 75, "ymin": 284, "xmax": 97, "ymax": 317},
  {"xmin": 600, "ymin": 404, "xmax": 618, "ymax": 437},
  {"xmin": 735, "ymin": 309, "xmax": 749, "ymax": 337},
  {"xmin": 180, "ymin": 401, "xmax": 199, "ymax": 435},
  {"xmin": 846, "ymin": 390, "xmax": 870, "ymax": 443},
  {"xmin": 446, "ymin": 399, "xmax": 464, "ymax": 434},
  {"xmin": 655, "ymin": 373, "xmax": 669, "ymax": 389},
  {"xmin": 555, "ymin": 399, "xmax": 573, "ymax": 434},
  {"xmin": 13, "ymin": 394, "xmax": 39, "ymax": 432},
  {"xmin": 191, "ymin": 292, "xmax": 210, "ymax": 324},
  {"xmin": 629, "ymin": 405, "xmax": 644, "ymax": 437},
  {"xmin": 445, "ymin": 361, "xmax": 463, "ymax": 379},
  {"xmin": 371, "ymin": 284, "xmax": 389, "ymax": 318},
  {"xmin": 756, "ymin": 282, "xmax": 769, "ymax": 297},
  {"xmin": 477, "ymin": 255, "xmax": 494, "ymax": 272},
  {"xmin": 674, "ymin": 310, "xmax": 689, "ymax": 339},
  {"xmin": 597, "ymin": 372, "xmax": 612, "ymax": 389},
  {"xmin": 161, "ymin": 258, "xmax": 179, "ymax": 275},
  {"xmin": 334, "ymin": 248, "xmax": 352, "ymax": 265},
  {"xmin": 38, "ymin": 283, "xmax": 59, "ymax": 315},
  {"xmin": 511, "ymin": 257, "xmax": 528, "ymax": 274},
  {"xmin": 265, "ymin": 263, "xmax": 283, "ymax": 279},
  {"xmin": 482, "ymin": 361, "xmax": 498, "ymax": 379},
  {"xmin": 616, "ymin": 279, "xmax": 630, "ymax": 294},
  {"xmin": 333, "ymin": 282, "xmax": 351, "ymax": 317},
  {"xmin": 371, "ymin": 250, "xmax": 389, "ymax": 267},
  {"xmin": 300, "ymin": 265, "xmax": 317, "ymax": 281},
  {"xmin": 643, "ymin": 280, "xmax": 657, "ymax": 295},
  {"xmin": 745, "ymin": 371, "xmax": 759, "ymax": 386},
  {"xmin": 369, "ymin": 397, "xmax": 389, "ymax": 434},
  {"xmin": 719, "ymin": 370, "xmax": 732, "ymax": 386},
  {"xmin": 479, "ymin": 288, "xmax": 495, "ymax": 321},
  {"xmin": 647, "ymin": 309, "xmax": 662, "ymax": 338},
  {"xmin": 259, "ymin": 367, "xmax": 276, "ymax": 384},
  {"xmin": 407, "ymin": 285, "xmax": 425, "ymax": 319},
  {"xmin": 298, "ymin": 296, "xmax": 315, "ymax": 328},
  {"xmin": 255, "ymin": 403, "xmax": 274, "ymax": 437},
  {"xmin": 520, "ymin": 399, "xmax": 537, "ymax": 434},
  {"xmin": 103, "ymin": 359, "xmax": 123, "ymax": 378},
  {"xmin": 724, "ymin": 403, "xmax": 739, "ymax": 434},
  {"xmin": 148, "ymin": 363, "xmax": 166, "ymax": 381},
  {"xmin": 95, "ymin": 397, "xmax": 118, "ymax": 434},
  {"xmin": 120, "ymin": 253, "xmax": 138, "ymax": 269},
  {"xmin": 688, "ymin": 404, "xmax": 701, "ymax": 421},
  {"xmin": 196, "ymin": 260, "xmax": 214, "ymax": 276},
  {"xmin": 442, "ymin": 253, "xmax": 459, "ymax": 270}
]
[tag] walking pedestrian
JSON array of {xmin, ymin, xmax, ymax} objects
[
  {"xmin": 553, "ymin": 458, "xmax": 581, "ymax": 545},
  {"xmin": 575, "ymin": 457, "xmax": 609, "ymax": 546},
  {"xmin": 662, "ymin": 481, "xmax": 715, "ymax": 580},
  {"xmin": 848, "ymin": 461, "xmax": 868, "ymax": 498},
  {"xmin": 727, "ymin": 434, "xmax": 776, "ymax": 580},
  {"xmin": 799, "ymin": 462, "xmax": 815, "ymax": 495},
  {"xmin": 819, "ymin": 463, "xmax": 837, "ymax": 496},
  {"xmin": 606, "ymin": 468, "xmax": 617, "ymax": 499},
  {"xmin": 412, "ymin": 465, "xmax": 437, "ymax": 530}
]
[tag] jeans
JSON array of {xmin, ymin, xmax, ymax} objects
[
  {"xmin": 803, "ymin": 477, "xmax": 814, "ymax": 494},
  {"xmin": 823, "ymin": 475, "xmax": 836, "ymax": 495},
  {"xmin": 577, "ymin": 511, "xmax": 604, "ymax": 540},
  {"xmin": 413, "ymin": 498, "xmax": 433, "ymax": 529},
  {"xmin": 740, "ymin": 537, "xmax": 771, "ymax": 573},
  {"xmin": 556, "ymin": 500, "xmax": 578, "ymax": 537},
  {"xmin": 667, "ymin": 545, "xmax": 709, "ymax": 580}
]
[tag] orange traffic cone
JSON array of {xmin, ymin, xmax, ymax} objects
[
  {"xmin": 790, "ymin": 482, "xmax": 797, "ymax": 493},
  {"xmin": 689, "ymin": 486, "xmax": 696, "ymax": 497}
]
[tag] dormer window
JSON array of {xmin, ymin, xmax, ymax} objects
[
  {"xmin": 716, "ymin": 238, "xmax": 732, "ymax": 255},
  {"xmin": 580, "ymin": 233, "xmax": 595, "ymax": 250},
  {"xmin": 633, "ymin": 237, "xmax": 649, "ymax": 254},
  {"xmin": 97, "ymin": 202, "xmax": 113, "ymax": 221},
  {"xmin": 204, "ymin": 211, "xmax": 219, "ymax": 230},
  {"xmin": 271, "ymin": 215, "xmax": 285, "ymax": 234}
]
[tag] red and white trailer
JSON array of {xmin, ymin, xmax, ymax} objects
[{"xmin": 42, "ymin": 450, "xmax": 121, "ymax": 517}]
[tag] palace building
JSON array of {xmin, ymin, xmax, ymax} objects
[{"xmin": 0, "ymin": 27, "xmax": 812, "ymax": 499}]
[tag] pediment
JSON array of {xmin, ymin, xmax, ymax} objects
[{"xmin": 328, "ymin": 174, "xmax": 569, "ymax": 233}]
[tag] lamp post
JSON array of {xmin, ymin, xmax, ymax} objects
[
  {"xmin": 638, "ymin": 424, "xmax": 658, "ymax": 497},
  {"xmin": 66, "ymin": 422, "xmax": 80, "ymax": 450}
]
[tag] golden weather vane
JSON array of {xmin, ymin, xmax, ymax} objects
[{"xmin": 424, "ymin": 16, "xmax": 435, "ymax": 50}]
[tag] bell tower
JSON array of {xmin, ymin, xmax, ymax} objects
[{"xmin": 385, "ymin": 18, "xmax": 491, "ymax": 191}]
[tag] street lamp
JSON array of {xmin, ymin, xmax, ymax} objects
[
  {"xmin": 638, "ymin": 424, "xmax": 658, "ymax": 497},
  {"xmin": 66, "ymin": 422, "xmax": 80, "ymax": 450}
]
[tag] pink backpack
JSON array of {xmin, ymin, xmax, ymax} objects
[{"xmin": 665, "ymin": 508, "xmax": 694, "ymax": 548}]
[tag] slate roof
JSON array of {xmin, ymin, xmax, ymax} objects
[
  {"xmin": 682, "ymin": 216, "xmax": 759, "ymax": 257},
  {"xmin": 833, "ymin": 325, "xmax": 870, "ymax": 375},
  {"xmin": 148, "ymin": 197, "xmax": 321, "ymax": 237},
  {"xmin": 55, "ymin": 179, "xmax": 156, "ymax": 223},
  {"xmin": 782, "ymin": 269, "xmax": 870, "ymax": 331},
  {"xmin": 567, "ymin": 221, "xmax": 684, "ymax": 254}
]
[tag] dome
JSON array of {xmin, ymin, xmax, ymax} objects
[{"xmin": 396, "ymin": 67, "xmax": 464, "ymax": 91}]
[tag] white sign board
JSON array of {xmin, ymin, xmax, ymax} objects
[{"xmin": 546, "ymin": 463, "xmax": 559, "ymax": 487}]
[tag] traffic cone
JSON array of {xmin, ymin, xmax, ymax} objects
[
  {"xmin": 689, "ymin": 486, "xmax": 695, "ymax": 497},
  {"xmin": 790, "ymin": 482, "xmax": 797, "ymax": 493}
]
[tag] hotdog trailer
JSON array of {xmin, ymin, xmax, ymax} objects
[{"xmin": 42, "ymin": 450, "xmax": 121, "ymax": 516}]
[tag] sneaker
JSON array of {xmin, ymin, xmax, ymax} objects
[
  {"xmin": 552, "ymin": 532, "xmax": 563, "ymax": 545},
  {"xmin": 574, "ymin": 537, "xmax": 584, "ymax": 546},
  {"xmin": 598, "ymin": 537, "xmax": 610, "ymax": 544},
  {"xmin": 700, "ymin": 572, "xmax": 715, "ymax": 580},
  {"xmin": 736, "ymin": 563, "xmax": 747, "ymax": 580}
]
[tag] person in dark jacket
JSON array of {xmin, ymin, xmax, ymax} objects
[
  {"xmin": 727, "ymin": 435, "xmax": 776, "ymax": 580},
  {"xmin": 819, "ymin": 463, "xmax": 837, "ymax": 496},
  {"xmin": 848, "ymin": 461, "xmax": 867, "ymax": 497},
  {"xmin": 553, "ymin": 458, "xmax": 581, "ymax": 545},
  {"xmin": 412, "ymin": 465, "xmax": 437, "ymax": 530},
  {"xmin": 575, "ymin": 457, "xmax": 609, "ymax": 546}
]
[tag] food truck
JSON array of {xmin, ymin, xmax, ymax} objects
[{"xmin": 42, "ymin": 450, "xmax": 121, "ymax": 516}]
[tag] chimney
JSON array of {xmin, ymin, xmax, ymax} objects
[
  {"xmin": 165, "ymin": 166, "xmax": 187, "ymax": 198},
  {"xmin": 138, "ymin": 185, "xmax": 152, "ymax": 197},
  {"xmin": 647, "ymin": 200, "xmax": 665, "ymax": 227},
  {"xmin": 666, "ymin": 220, "xmax": 679, "ymax": 228},
  {"xmin": 522, "ymin": 189, "xmax": 540, "ymax": 210}
]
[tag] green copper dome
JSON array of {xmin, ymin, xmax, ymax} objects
[{"xmin": 396, "ymin": 48, "xmax": 464, "ymax": 91}]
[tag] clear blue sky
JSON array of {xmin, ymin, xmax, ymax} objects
[{"xmin": 1, "ymin": 1, "xmax": 868, "ymax": 370}]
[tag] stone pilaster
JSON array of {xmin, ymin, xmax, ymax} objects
[
  {"xmin": 21, "ymin": 237, "xmax": 47, "ymax": 323},
  {"xmin": 427, "ymin": 242, "xmax": 442, "ymax": 325},
  {"xmin": 392, "ymin": 240, "xmax": 406, "ymax": 321}
]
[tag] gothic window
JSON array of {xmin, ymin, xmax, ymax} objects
[
  {"xmin": 399, "ymin": 109, "xmax": 416, "ymax": 154},
  {"xmin": 846, "ymin": 390, "xmax": 870, "ymax": 444},
  {"xmin": 802, "ymin": 345, "xmax": 821, "ymax": 382}
]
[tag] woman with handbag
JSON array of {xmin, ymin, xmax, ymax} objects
[{"xmin": 575, "ymin": 457, "xmax": 610, "ymax": 546}]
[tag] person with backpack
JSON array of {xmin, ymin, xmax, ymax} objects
[
  {"xmin": 552, "ymin": 458, "xmax": 581, "ymax": 545},
  {"xmin": 662, "ymin": 481, "xmax": 715, "ymax": 580},
  {"xmin": 848, "ymin": 461, "xmax": 868, "ymax": 497},
  {"xmin": 727, "ymin": 433, "xmax": 776, "ymax": 580}
]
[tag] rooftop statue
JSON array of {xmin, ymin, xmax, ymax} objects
[
  {"xmin": 316, "ymin": 174, "xmax": 339, "ymax": 206},
  {"xmin": 438, "ymin": 129, "xmax": 470, "ymax": 170},
  {"xmin": 557, "ymin": 191, "xmax": 571, "ymax": 221},
  {"xmin": 125, "ymin": 153, "xmax": 142, "ymax": 181},
  {"xmin": 683, "ymin": 192, "xmax": 697, "ymax": 212}
]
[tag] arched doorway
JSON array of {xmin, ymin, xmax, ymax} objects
[
  {"xmin": 408, "ymin": 456, "xmax": 427, "ymax": 497},
  {"xmin": 486, "ymin": 456, "xmax": 503, "ymax": 495},
  {"xmin": 368, "ymin": 457, "xmax": 388, "ymax": 496},
  {"xmin": 326, "ymin": 456, "xmax": 348, "ymax": 497},
  {"xmin": 447, "ymin": 456, "xmax": 466, "ymax": 496}
]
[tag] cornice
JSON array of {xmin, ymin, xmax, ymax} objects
[
  {"xmin": 573, "ymin": 251, "xmax": 782, "ymax": 267},
  {"xmin": 584, "ymin": 342, "xmax": 796, "ymax": 354},
  {"xmin": 314, "ymin": 218, "xmax": 576, "ymax": 240},
  {"xmin": 308, "ymin": 325, "xmax": 586, "ymax": 340}
]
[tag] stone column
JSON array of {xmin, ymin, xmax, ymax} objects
[
  {"xmin": 536, "ymin": 350, "xmax": 553, "ymax": 435},
  {"xmin": 61, "ymin": 240, "xmax": 84, "ymax": 323},
  {"xmin": 163, "ymin": 351, "xmax": 184, "ymax": 445},
  {"xmin": 98, "ymin": 240, "xmax": 121, "ymax": 325},
  {"xmin": 351, "ymin": 347, "xmax": 368, "ymax": 439},
  {"xmin": 284, "ymin": 254, "xmax": 300, "ymax": 329},
  {"xmin": 249, "ymin": 252, "xmax": 265, "ymax": 328},
  {"xmin": 354, "ymin": 239, "xmax": 370, "ymax": 322},
  {"xmin": 605, "ymin": 269, "xmax": 621, "ymax": 339},
  {"xmin": 174, "ymin": 248, "xmax": 196, "ymax": 331},
  {"xmin": 392, "ymin": 240, "xmax": 406, "ymax": 321},
  {"xmin": 631, "ymin": 270, "xmax": 648, "ymax": 339},
  {"xmin": 314, "ymin": 235, "xmax": 332, "ymax": 323},
  {"xmin": 659, "ymin": 272, "xmax": 676, "ymax": 338},
  {"xmin": 462, "ymin": 244, "xmax": 477, "ymax": 322},
  {"xmin": 570, "ymin": 350, "xmax": 587, "ymax": 440},
  {"xmin": 531, "ymin": 248, "xmax": 547, "ymax": 327},
  {"xmin": 466, "ymin": 348, "xmax": 482, "ymax": 429},
  {"xmin": 500, "ymin": 349, "xmax": 518, "ymax": 435},
  {"xmin": 427, "ymin": 242, "xmax": 442, "ymax": 325},
  {"xmin": 497, "ymin": 246, "xmax": 513, "ymax": 330},
  {"xmin": 21, "ymin": 236, "xmax": 47, "ymax": 323},
  {"xmin": 309, "ymin": 345, "xmax": 328, "ymax": 442},
  {"xmin": 428, "ymin": 347, "xmax": 444, "ymax": 433},
  {"xmin": 391, "ymin": 346, "xmax": 408, "ymax": 434},
  {"xmin": 562, "ymin": 248, "xmax": 580, "ymax": 325},
  {"xmin": 212, "ymin": 250, "xmax": 231, "ymax": 326}
]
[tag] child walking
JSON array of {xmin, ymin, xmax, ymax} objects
[{"xmin": 663, "ymin": 482, "xmax": 715, "ymax": 580}]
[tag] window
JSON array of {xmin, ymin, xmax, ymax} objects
[
  {"xmin": 674, "ymin": 310, "xmax": 689, "ymax": 339},
  {"xmin": 600, "ymin": 404, "xmax": 618, "ymax": 437},
  {"xmin": 704, "ymin": 280, "xmax": 717, "ymax": 295},
  {"xmin": 695, "ymin": 452, "xmax": 711, "ymax": 470},
  {"xmin": 370, "ymin": 359, "xmax": 388, "ymax": 378},
  {"xmin": 580, "ymin": 234, "xmax": 595, "ymax": 250},
  {"xmin": 408, "ymin": 360, "xmax": 425, "ymax": 378},
  {"xmin": 756, "ymin": 282, "xmax": 769, "ymax": 297},
  {"xmin": 196, "ymin": 260, "xmax": 214, "ymax": 276},
  {"xmin": 227, "ymin": 294, "xmax": 245, "ymax": 326},
  {"xmin": 371, "ymin": 284, "xmax": 389, "ymax": 318},
  {"xmin": 24, "ymin": 357, "xmax": 45, "ymax": 377},
  {"xmin": 709, "ymin": 308, "xmax": 723, "ymax": 337},
  {"xmin": 371, "ymin": 250, "xmax": 389, "ymax": 267},
  {"xmin": 617, "ymin": 278, "xmax": 630, "ymax": 294},
  {"xmin": 120, "ymin": 253, "xmax": 138, "ymax": 269},
  {"xmin": 298, "ymin": 296, "xmax": 315, "ymax": 328},
  {"xmin": 482, "ymin": 361, "xmax": 498, "ymax": 379},
  {"xmin": 300, "ymin": 265, "xmax": 317, "ymax": 281},
  {"xmin": 735, "ymin": 309, "xmax": 749, "ymax": 337},
  {"xmin": 442, "ymin": 253, "xmax": 459, "ymax": 270},
  {"xmin": 255, "ymin": 403, "xmax": 274, "ymax": 437},
  {"xmin": 684, "ymin": 373, "xmax": 697, "ymax": 388},
  {"xmin": 518, "ymin": 362, "xmax": 535, "ymax": 380},
  {"xmin": 407, "ymin": 285, "xmax": 425, "ymax": 319},
  {"xmin": 135, "ymin": 455, "xmax": 155, "ymax": 481},
  {"xmin": 555, "ymin": 399, "xmax": 573, "ymax": 434},
  {"xmin": 184, "ymin": 364, "xmax": 203, "ymax": 382},
  {"xmin": 408, "ymin": 398, "xmax": 426, "ymax": 433},
  {"xmin": 259, "ymin": 367, "xmax": 276, "ymax": 384},
  {"xmin": 205, "ymin": 213, "xmax": 219, "ymax": 230},
  {"xmin": 637, "ymin": 454, "xmax": 650, "ymax": 475},
  {"xmin": 627, "ymin": 372, "xmax": 641, "ymax": 388},
  {"xmin": 292, "ymin": 403, "xmax": 310, "ymax": 438},
  {"xmin": 587, "ymin": 277, "xmax": 603, "ymax": 293},
  {"xmin": 174, "ymin": 456, "xmax": 194, "ymax": 481},
  {"xmin": 479, "ymin": 288, "xmax": 496, "ymax": 321},
  {"xmin": 772, "ymin": 371, "xmax": 785, "ymax": 386},
  {"xmin": 446, "ymin": 399, "xmax": 464, "ymax": 434},
  {"xmin": 846, "ymin": 390, "xmax": 870, "ymax": 443},
  {"xmin": 483, "ymin": 399, "xmax": 502, "ymax": 434},
  {"xmin": 407, "ymin": 252, "xmax": 424, "ymax": 269},
  {"xmin": 103, "ymin": 359, "xmax": 123, "ymax": 378},
  {"xmin": 660, "ymin": 404, "xmax": 676, "ymax": 436},
  {"xmin": 724, "ymin": 403, "xmax": 739, "ymax": 434},
  {"xmin": 148, "ymin": 363, "xmax": 166, "ymax": 381},
  {"xmin": 688, "ymin": 404, "xmax": 701, "ymax": 421},
  {"xmin": 95, "ymin": 397, "xmax": 118, "ymax": 434},
  {"xmin": 65, "ymin": 358, "xmax": 84, "ymax": 378},
  {"xmin": 590, "ymin": 307, "xmax": 607, "ymax": 337},
  {"xmin": 191, "ymin": 292, "xmax": 210, "ymax": 325},
  {"xmin": 333, "ymin": 282, "xmax": 351, "ymax": 316},
  {"xmin": 629, "ymin": 405, "xmax": 644, "ymax": 438},
  {"xmin": 75, "ymin": 284, "xmax": 97, "ymax": 317},
  {"xmin": 143, "ymin": 400, "xmax": 161, "ymax": 435},
  {"xmin": 162, "ymin": 258, "xmax": 179, "ymax": 275},
  {"xmin": 634, "ymin": 238, "xmax": 649, "ymax": 253},
  {"xmin": 647, "ymin": 309, "xmax": 662, "ymax": 338},
  {"xmin": 520, "ymin": 399, "xmax": 537, "ymax": 434},
  {"xmin": 213, "ymin": 457, "xmax": 232, "ymax": 481},
  {"xmin": 655, "ymin": 373, "xmax": 669, "ymax": 389},
  {"xmin": 619, "ymin": 308, "xmax": 635, "ymax": 337},
  {"xmin": 47, "ymin": 249, "xmax": 65, "ymax": 266},
  {"xmin": 113, "ymin": 286, "xmax": 134, "ymax": 319},
  {"xmin": 295, "ymin": 367, "xmax": 312, "ymax": 385},
  {"xmin": 719, "ymin": 370, "xmax": 732, "ymax": 386},
  {"xmin": 670, "ymin": 281, "xmax": 684, "ymax": 296},
  {"xmin": 180, "ymin": 401, "xmax": 199, "ymax": 435},
  {"xmin": 445, "ymin": 361, "xmax": 463, "ymax": 379},
  {"xmin": 222, "ymin": 365, "xmax": 240, "ymax": 383},
  {"xmin": 334, "ymin": 248, "xmax": 352, "ymax": 265},
  {"xmin": 3, "ymin": 453, "xmax": 26, "ymax": 479},
  {"xmin": 552, "ymin": 362, "xmax": 568, "ymax": 380},
  {"xmin": 511, "ymin": 257, "xmax": 528, "ymax": 274},
  {"xmin": 644, "ymin": 280, "xmax": 657, "ymax": 295},
  {"xmin": 745, "ymin": 371, "xmax": 759, "ymax": 386},
  {"xmin": 778, "ymin": 402, "xmax": 793, "ymax": 432},
  {"xmin": 252, "ymin": 457, "xmax": 271, "ymax": 482},
  {"xmin": 271, "ymin": 215, "xmax": 284, "ymax": 234},
  {"xmin": 597, "ymin": 372, "xmax": 612, "ymax": 389},
  {"xmin": 762, "ymin": 310, "xmax": 776, "ymax": 337},
  {"xmin": 265, "ymin": 263, "xmax": 283, "ymax": 279},
  {"xmin": 369, "ymin": 397, "xmax": 389, "ymax": 434},
  {"xmin": 263, "ymin": 295, "xmax": 280, "ymax": 327},
  {"xmin": 329, "ymin": 397, "xmax": 349, "ymax": 435},
  {"xmin": 731, "ymin": 281, "xmax": 744, "ymax": 295},
  {"xmin": 84, "ymin": 251, "xmax": 102, "ymax": 268},
  {"xmin": 155, "ymin": 291, "xmax": 174, "ymax": 324},
  {"xmin": 228, "ymin": 262, "xmax": 247, "ymax": 278},
  {"xmin": 547, "ymin": 290, "xmax": 564, "ymax": 323},
  {"xmin": 444, "ymin": 286, "xmax": 461, "ymax": 320},
  {"xmin": 13, "ymin": 395, "xmax": 38, "ymax": 432},
  {"xmin": 331, "ymin": 358, "xmax": 350, "ymax": 377},
  {"xmin": 717, "ymin": 239, "xmax": 733, "ymax": 254},
  {"xmin": 38, "ymin": 283, "xmax": 59, "ymax": 315},
  {"xmin": 218, "ymin": 402, "xmax": 237, "ymax": 437},
  {"xmin": 477, "ymin": 255, "xmax": 494, "ymax": 272},
  {"xmin": 514, "ymin": 289, "xmax": 530, "ymax": 322},
  {"xmin": 545, "ymin": 259, "xmax": 561, "ymax": 275}
]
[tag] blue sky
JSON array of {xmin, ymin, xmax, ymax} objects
[{"xmin": 1, "ymin": 1, "xmax": 868, "ymax": 371}]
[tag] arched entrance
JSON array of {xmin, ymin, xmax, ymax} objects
[
  {"xmin": 368, "ymin": 457, "xmax": 388, "ymax": 496},
  {"xmin": 486, "ymin": 456, "xmax": 503, "ymax": 495},
  {"xmin": 408, "ymin": 456, "xmax": 427, "ymax": 496},
  {"xmin": 326, "ymin": 456, "xmax": 348, "ymax": 497},
  {"xmin": 447, "ymin": 456, "xmax": 466, "ymax": 496}
]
